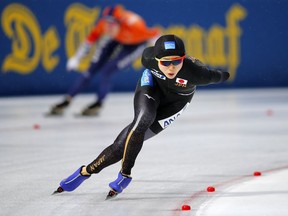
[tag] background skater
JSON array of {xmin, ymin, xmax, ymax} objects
[{"xmin": 49, "ymin": 5, "xmax": 160, "ymax": 116}]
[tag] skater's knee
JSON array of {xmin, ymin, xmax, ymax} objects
[
  {"xmin": 132, "ymin": 117, "xmax": 154, "ymax": 134},
  {"xmin": 140, "ymin": 109, "xmax": 156, "ymax": 127}
]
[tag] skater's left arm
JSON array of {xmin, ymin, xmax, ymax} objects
[
  {"xmin": 186, "ymin": 56, "xmax": 230, "ymax": 85},
  {"xmin": 66, "ymin": 21, "xmax": 105, "ymax": 71}
]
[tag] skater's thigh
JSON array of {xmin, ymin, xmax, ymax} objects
[{"xmin": 133, "ymin": 80, "xmax": 161, "ymax": 123}]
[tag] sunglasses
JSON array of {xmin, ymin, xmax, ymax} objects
[{"xmin": 155, "ymin": 56, "xmax": 185, "ymax": 67}]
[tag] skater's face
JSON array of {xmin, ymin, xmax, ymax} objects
[
  {"xmin": 104, "ymin": 18, "xmax": 120, "ymax": 37},
  {"xmin": 156, "ymin": 55, "xmax": 185, "ymax": 79}
]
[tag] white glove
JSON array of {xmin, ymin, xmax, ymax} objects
[{"xmin": 66, "ymin": 57, "xmax": 80, "ymax": 71}]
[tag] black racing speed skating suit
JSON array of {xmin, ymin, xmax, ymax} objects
[{"xmin": 86, "ymin": 47, "xmax": 230, "ymax": 176}]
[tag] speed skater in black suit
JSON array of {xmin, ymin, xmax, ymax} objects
[{"xmin": 53, "ymin": 34, "xmax": 230, "ymax": 199}]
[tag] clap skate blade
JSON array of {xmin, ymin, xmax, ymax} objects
[
  {"xmin": 106, "ymin": 189, "xmax": 118, "ymax": 200},
  {"xmin": 52, "ymin": 186, "xmax": 64, "ymax": 195}
]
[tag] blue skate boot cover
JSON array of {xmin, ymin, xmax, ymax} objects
[
  {"xmin": 60, "ymin": 166, "xmax": 90, "ymax": 192},
  {"xmin": 109, "ymin": 172, "xmax": 132, "ymax": 193}
]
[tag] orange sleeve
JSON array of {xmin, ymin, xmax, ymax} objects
[
  {"xmin": 129, "ymin": 24, "xmax": 160, "ymax": 41},
  {"xmin": 86, "ymin": 19, "xmax": 105, "ymax": 43},
  {"xmin": 115, "ymin": 12, "xmax": 160, "ymax": 44}
]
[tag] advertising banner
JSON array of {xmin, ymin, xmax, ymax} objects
[{"xmin": 1, "ymin": 0, "xmax": 288, "ymax": 96}]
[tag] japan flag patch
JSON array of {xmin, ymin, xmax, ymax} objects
[
  {"xmin": 176, "ymin": 78, "xmax": 188, "ymax": 85},
  {"xmin": 175, "ymin": 78, "xmax": 188, "ymax": 87}
]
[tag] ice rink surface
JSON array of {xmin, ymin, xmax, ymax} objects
[{"xmin": 1, "ymin": 88, "xmax": 288, "ymax": 216}]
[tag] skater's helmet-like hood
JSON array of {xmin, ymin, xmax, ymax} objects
[{"xmin": 154, "ymin": 34, "xmax": 185, "ymax": 59}]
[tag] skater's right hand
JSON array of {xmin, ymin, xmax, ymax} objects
[{"xmin": 67, "ymin": 57, "xmax": 80, "ymax": 71}]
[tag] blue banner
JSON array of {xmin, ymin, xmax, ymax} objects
[{"xmin": 1, "ymin": 0, "xmax": 288, "ymax": 96}]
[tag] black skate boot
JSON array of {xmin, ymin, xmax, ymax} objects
[
  {"xmin": 49, "ymin": 99, "xmax": 70, "ymax": 115},
  {"xmin": 81, "ymin": 101, "xmax": 102, "ymax": 116}
]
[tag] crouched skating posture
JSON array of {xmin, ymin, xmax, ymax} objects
[{"xmin": 53, "ymin": 34, "xmax": 230, "ymax": 199}]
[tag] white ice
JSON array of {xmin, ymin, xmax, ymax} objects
[{"xmin": 0, "ymin": 88, "xmax": 288, "ymax": 216}]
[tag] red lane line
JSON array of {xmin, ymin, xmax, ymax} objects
[{"xmin": 172, "ymin": 165, "xmax": 288, "ymax": 216}]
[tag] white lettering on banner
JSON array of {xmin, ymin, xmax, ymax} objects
[{"xmin": 158, "ymin": 102, "xmax": 190, "ymax": 129}]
